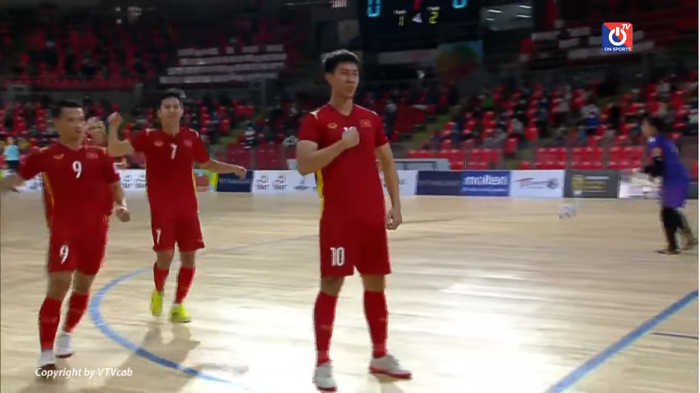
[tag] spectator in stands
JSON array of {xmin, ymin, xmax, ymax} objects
[
  {"xmin": 210, "ymin": 112, "xmax": 221, "ymax": 129},
  {"xmin": 608, "ymin": 104, "xmax": 621, "ymax": 132},
  {"xmin": 510, "ymin": 117, "xmax": 525, "ymax": 141},
  {"xmin": 658, "ymin": 78, "xmax": 671, "ymax": 99},
  {"xmin": 385, "ymin": 100, "xmax": 397, "ymax": 139},
  {"xmin": 581, "ymin": 112, "xmax": 602, "ymax": 141},
  {"xmin": 534, "ymin": 106, "xmax": 550, "ymax": 138},
  {"xmin": 244, "ymin": 122, "xmax": 256, "ymax": 149},
  {"xmin": 514, "ymin": 98, "xmax": 528, "ymax": 125},
  {"xmin": 580, "ymin": 99, "xmax": 599, "ymax": 118},
  {"xmin": 482, "ymin": 128, "xmax": 507, "ymax": 149},
  {"xmin": 480, "ymin": 89, "xmax": 494, "ymax": 111},
  {"xmin": 3, "ymin": 106, "xmax": 13, "ymax": 131},
  {"xmin": 447, "ymin": 82, "xmax": 459, "ymax": 106},
  {"xmin": 283, "ymin": 134, "xmax": 298, "ymax": 148},
  {"xmin": 553, "ymin": 125, "xmax": 569, "ymax": 143},
  {"xmin": 689, "ymin": 107, "xmax": 698, "ymax": 133},
  {"xmin": 4, "ymin": 137, "xmax": 20, "ymax": 172}
]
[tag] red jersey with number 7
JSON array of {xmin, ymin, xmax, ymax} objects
[
  {"xmin": 130, "ymin": 128, "xmax": 211, "ymax": 218},
  {"xmin": 298, "ymin": 104, "xmax": 388, "ymax": 225},
  {"xmin": 18, "ymin": 143, "xmax": 120, "ymax": 232}
]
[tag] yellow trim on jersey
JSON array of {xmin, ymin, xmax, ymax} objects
[
  {"xmin": 315, "ymin": 170, "xmax": 324, "ymax": 214},
  {"xmin": 42, "ymin": 174, "xmax": 54, "ymax": 228},
  {"xmin": 310, "ymin": 109, "xmax": 320, "ymax": 119}
]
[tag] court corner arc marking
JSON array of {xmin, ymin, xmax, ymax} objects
[
  {"xmin": 88, "ymin": 235, "xmax": 315, "ymax": 392},
  {"xmin": 88, "ymin": 268, "xmax": 231, "ymax": 386},
  {"xmin": 546, "ymin": 289, "xmax": 699, "ymax": 393}
]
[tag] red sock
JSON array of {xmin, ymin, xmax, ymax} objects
[
  {"xmin": 64, "ymin": 293, "xmax": 89, "ymax": 333},
  {"xmin": 175, "ymin": 267, "xmax": 195, "ymax": 304},
  {"xmin": 314, "ymin": 292, "xmax": 338, "ymax": 366},
  {"xmin": 153, "ymin": 263, "xmax": 169, "ymax": 292},
  {"xmin": 364, "ymin": 291, "xmax": 388, "ymax": 359},
  {"xmin": 39, "ymin": 297, "xmax": 63, "ymax": 351}
]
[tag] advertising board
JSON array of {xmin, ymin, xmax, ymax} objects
[
  {"xmin": 216, "ymin": 171, "xmax": 253, "ymax": 193},
  {"xmin": 564, "ymin": 170, "xmax": 619, "ymax": 199},
  {"xmin": 251, "ymin": 171, "xmax": 318, "ymax": 195},
  {"xmin": 461, "ymin": 171, "xmax": 511, "ymax": 197},
  {"xmin": 510, "ymin": 170, "xmax": 565, "ymax": 198},
  {"xmin": 415, "ymin": 171, "xmax": 464, "ymax": 195}
]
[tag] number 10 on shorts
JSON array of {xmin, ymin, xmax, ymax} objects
[{"xmin": 330, "ymin": 246, "xmax": 345, "ymax": 266}]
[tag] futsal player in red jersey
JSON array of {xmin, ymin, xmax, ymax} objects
[
  {"xmin": 0, "ymin": 100, "xmax": 130, "ymax": 373},
  {"xmin": 106, "ymin": 89, "xmax": 246, "ymax": 323},
  {"xmin": 296, "ymin": 50, "xmax": 411, "ymax": 391}
]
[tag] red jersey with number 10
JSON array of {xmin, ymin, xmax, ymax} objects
[
  {"xmin": 18, "ymin": 143, "xmax": 120, "ymax": 232},
  {"xmin": 298, "ymin": 104, "xmax": 388, "ymax": 225},
  {"xmin": 130, "ymin": 128, "xmax": 211, "ymax": 218}
]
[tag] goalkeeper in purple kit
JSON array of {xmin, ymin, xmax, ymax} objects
[{"xmin": 641, "ymin": 116, "xmax": 697, "ymax": 254}]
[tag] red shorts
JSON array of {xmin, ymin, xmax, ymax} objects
[
  {"xmin": 47, "ymin": 221, "xmax": 109, "ymax": 276},
  {"xmin": 319, "ymin": 218, "xmax": 391, "ymax": 278},
  {"xmin": 151, "ymin": 214, "xmax": 204, "ymax": 253}
]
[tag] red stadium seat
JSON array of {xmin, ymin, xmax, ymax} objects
[{"xmin": 504, "ymin": 138, "xmax": 518, "ymax": 155}]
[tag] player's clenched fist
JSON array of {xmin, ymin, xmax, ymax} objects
[
  {"xmin": 232, "ymin": 165, "xmax": 247, "ymax": 178},
  {"xmin": 115, "ymin": 204, "xmax": 131, "ymax": 222},
  {"xmin": 386, "ymin": 208, "xmax": 402, "ymax": 230},
  {"xmin": 107, "ymin": 112, "xmax": 123, "ymax": 129},
  {"xmin": 340, "ymin": 127, "xmax": 359, "ymax": 149}
]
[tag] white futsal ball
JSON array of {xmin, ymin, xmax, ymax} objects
[{"xmin": 559, "ymin": 204, "xmax": 577, "ymax": 219}]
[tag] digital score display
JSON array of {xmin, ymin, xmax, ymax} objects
[{"xmin": 361, "ymin": 0, "xmax": 478, "ymax": 31}]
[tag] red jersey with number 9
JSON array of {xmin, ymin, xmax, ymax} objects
[
  {"xmin": 18, "ymin": 143, "xmax": 120, "ymax": 233},
  {"xmin": 298, "ymin": 104, "xmax": 388, "ymax": 225},
  {"xmin": 130, "ymin": 128, "xmax": 211, "ymax": 218}
]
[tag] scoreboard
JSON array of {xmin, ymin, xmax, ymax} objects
[
  {"xmin": 359, "ymin": 0, "xmax": 479, "ymax": 34},
  {"xmin": 357, "ymin": 0, "xmax": 480, "ymax": 51}
]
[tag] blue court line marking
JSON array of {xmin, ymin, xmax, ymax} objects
[
  {"xmin": 546, "ymin": 289, "xmax": 699, "ymax": 393},
  {"xmin": 651, "ymin": 331, "xmax": 699, "ymax": 340},
  {"xmin": 88, "ymin": 235, "xmax": 315, "ymax": 391}
]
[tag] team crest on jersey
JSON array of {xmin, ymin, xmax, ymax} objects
[
  {"xmin": 360, "ymin": 119, "xmax": 372, "ymax": 128},
  {"xmin": 53, "ymin": 154, "xmax": 64, "ymax": 160},
  {"xmin": 328, "ymin": 123, "xmax": 338, "ymax": 129},
  {"xmin": 86, "ymin": 152, "xmax": 98, "ymax": 159},
  {"xmin": 154, "ymin": 140, "xmax": 164, "ymax": 147},
  {"xmin": 183, "ymin": 139, "xmax": 192, "ymax": 147}
]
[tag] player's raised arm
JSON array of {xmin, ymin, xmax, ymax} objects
[
  {"xmin": 106, "ymin": 113, "xmax": 135, "ymax": 157},
  {"xmin": 192, "ymin": 134, "xmax": 247, "ymax": 177},
  {"xmin": 296, "ymin": 114, "xmax": 357, "ymax": 176},
  {"xmin": 374, "ymin": 121, "xmax": 402, "ymax": 230}
]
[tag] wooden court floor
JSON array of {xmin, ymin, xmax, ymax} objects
[{"xmin": 1, "ymin": 193, "xmax": 697, "ymax": 393}]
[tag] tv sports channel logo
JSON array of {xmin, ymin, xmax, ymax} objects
[{"xmin": 602, "ymin": 23, "xmax": 633, "ymax": 52}]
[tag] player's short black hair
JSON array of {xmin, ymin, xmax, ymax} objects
[
  {"xmin": 157, "ymin": 88, "xmax": 186, "ymax": 109},
  {"xmin": 643, "ymin": 115, "xmax": 670, "ymax": 134},
  {"xmin": 51, "ymin": 99, "xmax": 83, "ymax": 118},
  {"xmin": 322, "ymin": 50, "xmax": 359, "ymax": 74}
]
